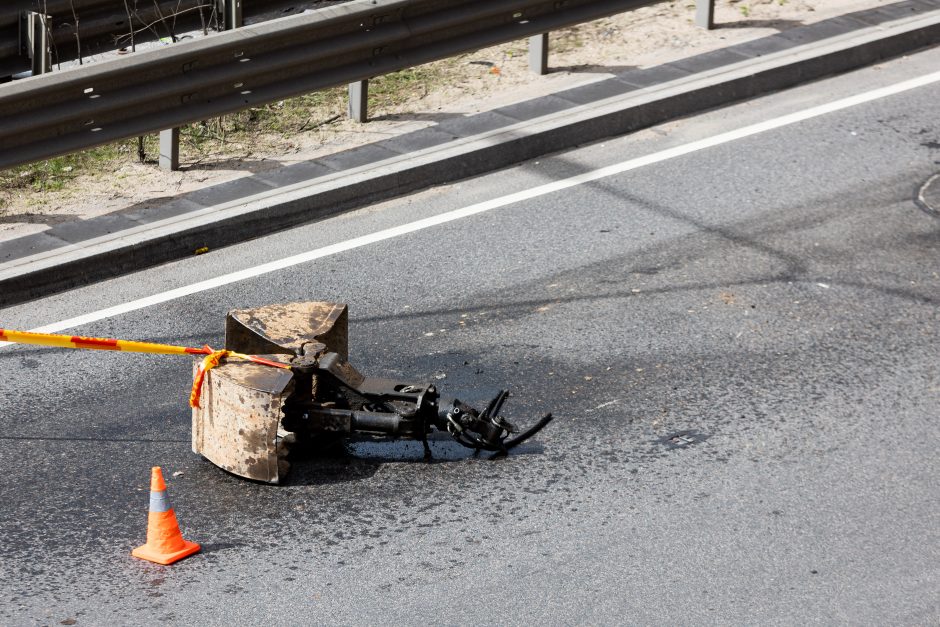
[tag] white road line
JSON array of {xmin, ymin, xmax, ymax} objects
[{"xmin": 3, "ymin": 69, "xmax": 940, "ymax": 346}]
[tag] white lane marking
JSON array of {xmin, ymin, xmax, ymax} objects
[{"xmin": 3, "ymin": 69, "xmax": 940, "ymax": 346}]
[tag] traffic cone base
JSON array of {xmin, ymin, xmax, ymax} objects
[
  {"xmin": 132, "ymin": 467, "xmax": 200, "ymax": 565},
  {"xmin": 132, "ymin": 538, "xmax": 200, "ymax": 565}
]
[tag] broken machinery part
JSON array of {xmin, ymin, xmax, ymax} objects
[{"xmin": 192, "ymin": 301, "xmax": 553, "ymax": 483}]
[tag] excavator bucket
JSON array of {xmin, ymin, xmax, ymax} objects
[
  {"xmin": 191, "ymin": 356, "xmax": 294, "ymax": 483},
  {"xmin": 192, "ymin": 301, "xmax": 552, "ymax": 484},
  {"xmin": 191, "ymin": 302, "xmax": 348, "ymax": 483}
]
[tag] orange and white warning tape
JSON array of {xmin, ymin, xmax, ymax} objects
[{"xmin": 0, "ymin": 328, "xmax": 291, "ymax": 408}]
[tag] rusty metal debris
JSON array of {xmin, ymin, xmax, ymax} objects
[{"xmin": 192, "ymin": 302, "xmax": 553, "ymax": 483}]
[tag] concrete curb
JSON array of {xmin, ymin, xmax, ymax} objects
[{"xmin": 2, "ymin": 5, "xmax": 939, "ymax": 307}]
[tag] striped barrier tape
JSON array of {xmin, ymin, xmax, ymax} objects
[{"xmin": 0, "ymin": 328, "xmax": 291, "ymax": 408}]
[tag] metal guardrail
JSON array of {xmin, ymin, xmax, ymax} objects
[
  {"xmin": 0, "ymin": 0, "xmax": 675, "ymax": 169},
  {"xmin": 0, "ymin": 1, "xmax": 344, "ymax": 80},
  {"xmin": 1, "ymin": 1, "xmax": 209, "ymax": 79}
]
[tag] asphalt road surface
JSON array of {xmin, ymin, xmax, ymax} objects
[{"xmin": 1, "ymin": 47, "xmax": 939, "ymax": 625}]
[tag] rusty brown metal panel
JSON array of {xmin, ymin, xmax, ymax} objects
[
  {"xmin": 225, "ymin": 301, "xmax": 348, "ymax": 358},
  {"xmin": 191, "ymin": 356, "xmax": 294, "ymax": 483}
]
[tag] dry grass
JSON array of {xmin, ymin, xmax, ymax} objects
[{"xmin": 0, "ymin": 60, "xmax": 455, "ymax": 213}]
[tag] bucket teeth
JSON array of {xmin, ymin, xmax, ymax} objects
[
  {"xmin": 275, "ymin": 427, "xmax": 296, "ymax": 480},
  {"xmin": 274, "ymin": 428, "xmax": 296, "ymax": 482},
  {"xmin": 276, "ymin": 429, "xmax": 296, "ymax": 461},
  {"xmin": 277, "ymin": 430, "xmax": 297, "ymax": 453}
]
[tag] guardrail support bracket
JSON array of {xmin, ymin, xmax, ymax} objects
[
  {"xmin": 529, "ymin": 33, "xmax": 549, "ymax": 75},
  {"xmin": 696, "ymin": 0, "xmax": 715, "ymax": 30},
  {"xmin": 348, "ymin": 80, "xmax": 369, "ymax": 123}
]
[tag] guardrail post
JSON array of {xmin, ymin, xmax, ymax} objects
[
  {"xmin": 158, "ymin": 0, "xmax": 243, "ymax": 170},
  {"xmin": 158, "ymin": 125, "xmax": 180, "ymax": 171},
  {"xmin": 348, "ymin": 80, "xmax": 369, "ymax": 123},
  {"xmin": 159, "ymin": 128, "xmax": 180, "ymax": 171},
  {"xmin": 529, "ymin": 33, "xmax": 549, "ymax": 75},
  {"xmin": 219, "ymin": 0, "xmax": 243, "ymax": 31},
  {"xmin": 24, "ymin": 12, "xmax": 51, "ymax": 76},
  {"xmin": 696, "ymin": 0, "xmax": 715, "ymax": 30}
]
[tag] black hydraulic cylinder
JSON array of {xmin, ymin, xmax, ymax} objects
[
  {"xmin": 304, "ymin": 407, "xmax": 426, "ymax": 439},
  {"xmin": 350, "ymin": 411, "xmax": 405, "ymax": 436}
]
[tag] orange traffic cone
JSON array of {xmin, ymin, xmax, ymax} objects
[{"xmin": 132, "ymin": 467, "xmax": 200, "ymax": 565}]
